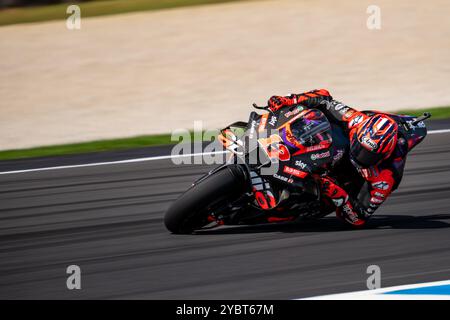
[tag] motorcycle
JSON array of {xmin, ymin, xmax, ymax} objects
[{"xmin": 164, "ymin": 103, "xmax": 430, "ymax": 234}]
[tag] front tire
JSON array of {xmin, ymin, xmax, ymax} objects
[{"xmin": 164, "ymin": 165, "xmax": 248, "ymax": 234}]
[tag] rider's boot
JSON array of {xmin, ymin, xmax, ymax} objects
[{"xmin": 318, "ymin": 176, "xmax": 366, "ymax": 227}]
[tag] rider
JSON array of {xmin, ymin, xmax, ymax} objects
[{"xmin": 267, "ymin": 89, "xmax": 407, "ymax": 227}]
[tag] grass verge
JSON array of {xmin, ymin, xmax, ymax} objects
[
  {"xmin": 0, "ymin": 133, "xmax": 178, "ymax": 161},
  {"xmin": 0, "ymin": 0, "xmax": 246, "ymax": 26},
  {"xmin": 395, "ymin": 105, "xmax": 450, "ymax": 119},
  {"xmin": 0, "ymin": 106, "xmax": 449, "ymax": 161}
]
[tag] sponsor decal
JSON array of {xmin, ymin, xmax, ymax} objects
[
  {"xmin": 305, "ymin": 143, "xmax": 327, "ymax": 152},
  {"xmin": 374, "ymin": 192, "xmax": 385, "ymax": 198},
  {"xmin": 258, "ymin": 114, "xmax": 268, "ymax": 132},
  {"xmin": 358, "ymin": 168, "xmax": 371, "ymax": 179},
  {"xmin": 320, "ymin": 100, "xmax": 348, "ymax": 114},
  {"xmin": 285, "ymin": 106, "xmax": 304, "ymax": 118},
  {"xmin": 372, "ymin": 181, "xmax": 390, "ymax": 190},
  {"xmin": 283, "ymin": 166, "xmax": 308, "ymax": 178},
  {"xmin": 344, "ymin": 109, "xmax": 355, "ymax": 119},
  {"xmin": 361, "ymin": 136, "xmax": 378, "ymax": 150},
  {"xmin": 310, "ymin": 150, "xmax": 331, "ymax": 161},
  {"xmin": 334, "ymin": 103, "xmax": 345, "ymax": 110},
  {"xmin": 339, "ymin": 107, "xmax": 349, "ymax": 115},
  {"xmin": 332, "ymin": 198, "xmax": 344, "ymax": 207},
  {"xmin": 342, "ymin": 204, "xmax": 359, "ymax": 223},
  {"xmin": 273, "ymin": 173, "xmax": 294, "ymax": 184},
  {"xmin": 249, "ymin": 120, "xmax": 257, "ymax": 138},
  {"xmin": 332, "ymin": 101, "xmax": 348, "ymax": 112},
  {"xmin": 370, "ymin": 197, "xmax": 384, "ymax": 204},
  {"xmin": 295, "ymin": 160, "xmax": 307, "ymax": 169},
  {"xmin": 303, "ymin": 122, "xmax": 315, "ymax": 131},
  {"xmin": 269, "ymin": 116, "xmax": 277, "ymax": 126},
  {"xmin": 349, "ymin": 115, "xmax": 364, "ymax": 128},
  {"xmin": 320, "ymin": 100, "xmax": 332, "ymax": 110},
  {"xmin": 332, "ymin": 149, "xmax": 345, "ymax": 164},
  {"xmin": 407, "ymin": 120, "xmax": 426, "ymax": 130}
]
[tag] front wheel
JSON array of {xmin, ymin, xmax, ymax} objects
[{"xmin": 164, "ymin": 165, "xmax": 249, "ymax": 234}]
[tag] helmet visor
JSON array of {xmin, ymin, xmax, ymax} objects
[{"xmin": 350, "ymin": 137, "xmax": 384, "ymax": 168}]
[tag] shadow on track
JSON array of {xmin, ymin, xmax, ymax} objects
[{"xmin": 195, "ymin": 214, "xmax": 450, "ymax": 235}]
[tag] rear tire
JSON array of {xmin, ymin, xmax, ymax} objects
[{"xmin": 164, "ymin": 165, "xmax": 248, "ymax": 234}]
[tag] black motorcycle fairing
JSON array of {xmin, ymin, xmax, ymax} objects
[{"xmin": 248, "ymin": 107, "xmax": 334, "ymax": 185}]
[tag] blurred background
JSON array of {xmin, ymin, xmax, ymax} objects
[
  {"xmin": 0, "ymin": 0, "xmax": 449, "ymax": 151},
  {"xmin": 1, "ymin": 1, "xmax": 75, "ymax": 8}
]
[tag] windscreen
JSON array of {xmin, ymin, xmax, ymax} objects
[{"xmin": 289, "ymin": 110, "xmax": 332, "ymax": 148}]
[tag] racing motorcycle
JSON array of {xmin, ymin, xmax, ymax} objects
[{"xmin": 164, "ymin": 103, "xmax": 431, "ymax": 234}]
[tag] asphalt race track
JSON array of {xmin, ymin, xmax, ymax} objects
[{"xmin": 1, "ymin": 128, "xmax": 450, "ymax": 299}]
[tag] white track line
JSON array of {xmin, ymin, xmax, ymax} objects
[
  {"xmin": 1, "ymin": 128, "xmax": 450, "ymax": 175},
  {"xmin": 300, "ymin": 279, "xmax": 450, "ymax": 300},
  {"xmin": 0, "ymin": 151, "xmax": 227, "ymax": 175},
  {"xmin": 427, "ymin": 128, "xmax": 450, "ymax": 134}
]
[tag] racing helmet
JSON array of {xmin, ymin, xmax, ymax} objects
[{"xmin": 349, "ymin": 114, "xmax": 398, "ymax": 168}]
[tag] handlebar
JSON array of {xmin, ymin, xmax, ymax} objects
[
  {"xmin": 411, "ymin": 112, "xmax": 432, "ymax": 126},
  {"xmin": 252, "ymin": 103, "xmax": 269, "ymax": 110}
]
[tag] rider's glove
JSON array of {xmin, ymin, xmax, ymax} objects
[{"xmin": 268, "ymin": 95, "xmax": 295, "ymax": 112}]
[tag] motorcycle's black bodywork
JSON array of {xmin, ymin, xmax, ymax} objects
[{"xmin": 164, "ymin": 104, "xmax": 429, "ymax": 234}]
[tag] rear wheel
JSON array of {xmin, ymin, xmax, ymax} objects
[{"xmin": 164, "ymin": 165, "xmax": 249, "ymax": 234}]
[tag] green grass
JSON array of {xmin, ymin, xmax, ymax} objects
[
  {"xmin": 395, "ymin": 105, "xmax": 450, "ymax": 120},
  {"xmin": 0, "ymin": 133, "xmax": 179, "ymax": 161},
  {"xmin": 0, "ymin": 0, "xmax": 246, "ymax": 26},
  {"xmin": 1, "ymin": 106, "xmax": 449, "ymax": 162}
]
